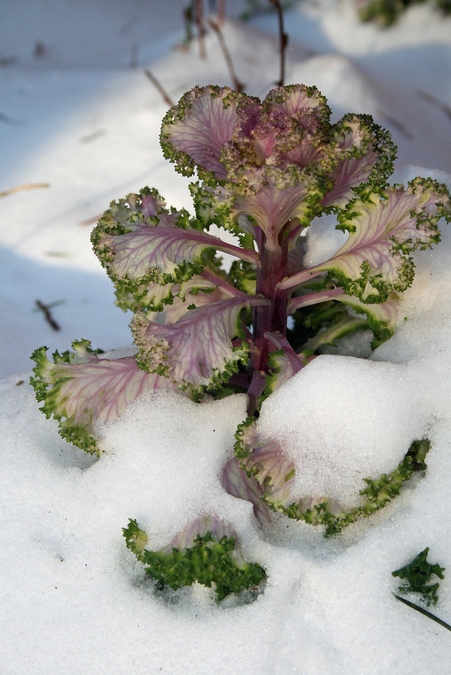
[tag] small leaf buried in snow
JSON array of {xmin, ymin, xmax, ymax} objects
[
  {"xmin": 123, "ymin": 516, "xmax": 266, "ymax": 601},
  {"xmin": 235, "ymin": 422, "xmax": 431, "ymax": 536}
]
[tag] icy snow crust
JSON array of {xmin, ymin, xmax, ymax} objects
[{"xmin": 2, "ymin": 1, "xmax": 451, "ymax": 673}]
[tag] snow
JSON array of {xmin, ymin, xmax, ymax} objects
[
  {"xmin": 257, "ymin": 356, "xmax": 428, "ymax": 507},
  {"xmin": 1, "ymin": 1, "xmax": 451, "ymax": 673}
]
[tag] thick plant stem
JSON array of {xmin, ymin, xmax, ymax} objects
[
  {"xmin": 252, "ymin": 238, "xmax": 288, "ymax": 375},
  {"xmin": 247, "ymin": 370, "xmax": 267, "ymax": 416}
]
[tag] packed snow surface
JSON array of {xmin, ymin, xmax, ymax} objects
[{"xmin": 1, "ymin": 1, "xmax": 451, "ymax": 674}]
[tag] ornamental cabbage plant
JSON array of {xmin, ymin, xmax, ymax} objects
[{"xmin": 31, "ymin": 84, "xmax": 451, "ymax": 597}]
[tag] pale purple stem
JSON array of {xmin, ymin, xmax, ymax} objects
[{"xmin": 247, "ymin": 370, "xmax": 267, "ymax": 416}]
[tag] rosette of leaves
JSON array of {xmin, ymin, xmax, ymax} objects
[{"xmin": 31, "ymin": 84, "xmax": 450, "ymax": 540}]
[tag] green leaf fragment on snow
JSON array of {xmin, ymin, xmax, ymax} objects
[{"xmin": 393, "ymin": 547, "xmax": 445, "ymax": 606}]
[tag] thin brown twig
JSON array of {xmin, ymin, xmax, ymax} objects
[
  {"xmin": 417, "ymin": 90, "xmax": 451, "ymax": 123},
  {"xmin": 35, "ymin": 300, "xmax": 61, "ymax": 332},
  {"xmin": 182, "ymin": 4, "xmax": 194, "ymax": 44},
  {"xmin": 216, "ymin": 0, "xmax": 227, "ymax": 27},
  {"xmin": 79, "ymin": 213, "xmax": 103, "ymax": 226},
  {"xmin": 269, "ymin": 0, "xmax": 288, "ymax": 87},
  {"xmin": 378, "ymin": 110, "xmax": 414, "ymax": 140},
  {"xmin": 0, "ymin": 182, "xmax": 50, "ymax": 198},
  {"xmin": 195, "ymin": 0, "xmax": 207, "ymax": 58},
  {"xmin": 208, "ymin": 19, "xmax": 244, "ymax": 92},
  {"xmin": 143, "ymin": 69, "xmax": 174, "ymax": 107}
]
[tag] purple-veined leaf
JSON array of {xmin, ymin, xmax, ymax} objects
[
  {"xmin": 236, "ymin": 417, "xmax": 432, "ymax": 533},
  {"xmin": 160, "ymin": 515, "xmax": 240, "ymax": 555},
  {"xmin": 144, "ymin": 294, "xmax": 199, "ymax": 326},
  {"xmin": 234, "ymin": 418, "xmax": 348, "ymax": 527},
  {"xmin": 95, "ymin": 187, "xmax": 170, "ymax": 228},
  {"xmin": 115, "ymin": 267, "xmax": 239, "ymax": 315},
  {"xmin": 322, "ymin": 115, "xmax": 396, "ymax": 208},
  {"xmin": 221, "ymin": 84, "xmax": 333, "ymax": 194},
  {"xmin": 322, "ymin": 150, "xmax": 378, "ymax": 209},
  {"xmin": 288, "ymin": 286, "xmax": 399, "ymax": 321},
  {"xmin": 279, "ymin": 178, "xmax": 451, "ymax": 301},
  {"xmin": 234, "ymin": 418, "xmax": 295, "ymax": 510},
  {"xmin": 145, "ymin": 272, "xmax": 240, "ymax": 325},
  {"xmin": 222, "ymin": 458, "xmax": 273, "ymax": 527},
  {"xmin": 131, "ymin": 296, "xmax": 269, "ymax": 395},
  {"xmin": 249, "ymin": 84, "xmax": 330, "ymax": 173},
  {"xmin": 264, "ymin": 84, "xmax": 329, "ymax": 120},
  {"xmin": 30, "ymin": 340, "xmax": 181, "ymax": 454},
  {"xmin": 93, "ymin": 202, "xmax": 259, "ymax": 294},
  {"xmin": 161, "ymin": 85, "xmax": 250, "ymax": 180}
]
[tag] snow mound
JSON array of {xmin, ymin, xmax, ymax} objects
[{"xmin": 257, "ymin": 355, "xmax": 428, "ymax": 507}]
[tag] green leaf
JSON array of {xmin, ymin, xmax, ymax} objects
[
  {"xmin": 235, "ymin": 426, "xmax": 431, "ymax": 536},
  {"xmin": 123, "ymin": 517, "xmax": 266, "ymax": 601},
  {"xmin": 393, "ymin": 547, "xmax": 445, "ymax": 606}
]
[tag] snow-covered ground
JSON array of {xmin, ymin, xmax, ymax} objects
[{"xmin": 1, "ymin": 1, "xmax": 451, "ymax": 673}]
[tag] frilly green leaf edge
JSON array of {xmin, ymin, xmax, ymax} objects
[
  {"xmin": 234, "ymin": 419, "xmax": 430, "ymax": 536},
  {"xmin": 123, "ymin": 518, "xmax": 266, "ymax": 601},
  {"xmin": 30, "ymin": 341, "xmax": 101, "ymax": 454}
]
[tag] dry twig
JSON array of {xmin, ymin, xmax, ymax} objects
[
  {"xmin": 378, "ymin": 111, "xmax": 414, "ymax": 140},
  {"xmin": 79, "ymin": 213, "xmax": 103, "ymax": 227},
  {"xmin": 144, "ymin": 69, "xmax": 174, "ymax": 107},
  {"xmin": 216, "ymin": 0, "xmax": 227, "ymax": 27},
  {"xmin": 417, "ymin": 90, "xmax": 451, "ymax": 123},
  {"xmin": 208, "ymin": 19, "xmax": 244, "ymax": 92},
  {"xmin": 269, "ymin": 0, "xmax": 288, "ymax": 86},
  {"xmin": 35, "ymin": 300, "xmax": 61, "ymax": 332},
  {"xmin": 0, "ymin": 183, "xmax": 50, "ymax": 198},
  {"xmin": 195, "ymin": 0, "xmax": 207, "ymax": 58}
]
